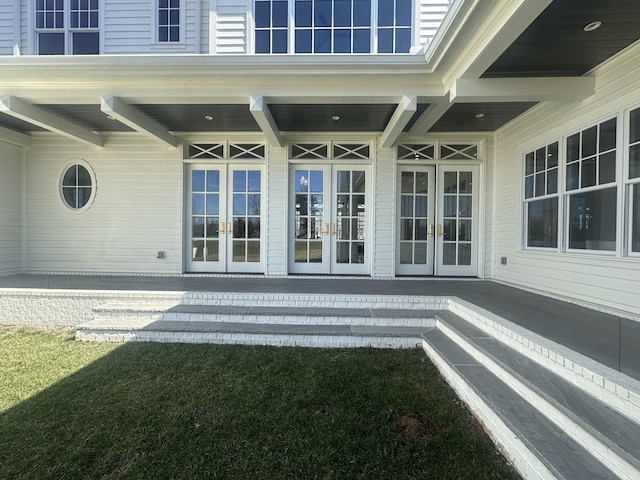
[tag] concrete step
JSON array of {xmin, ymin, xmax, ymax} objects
[
  {"xmin": 91, "ymin": 302, "xmax": 442, "ymax": 327},
  {"xmin": 424, "ymin": 312, "xmax": 640, "ymax": 480},
  {"xmin": 76, "ymin": 303, "xmax": 438, "ymax": 348},
  {"xmin": 422, "ymin": 328, "xmax": 619, "ymax": 480}
]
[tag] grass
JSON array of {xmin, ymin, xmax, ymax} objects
[{"xmin": 0, "ymin": 326, "xmax": 520, "ymax": 479}]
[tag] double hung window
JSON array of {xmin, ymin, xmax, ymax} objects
[
  {"xmin": 254, "ymin": 0, "xmax": 413, "ymax": 54},
  {"xmin": 523, "ymin": 142, "xmax": 559, "ymax": 248},
  {"xmin": 565, "ymin": 118, "xmax": 617, "ymax": 251},
  {"xmin": 35, "ymin": 0, "xmax": 99, "ymax": 55}
]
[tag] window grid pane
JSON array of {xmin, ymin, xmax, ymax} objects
[
  {"xmin": 523, "ymin": 142, "xmax": 559, "ymax": 249},
  {"xmin": 256, "ymin": 0, "xmax": 289, "ymax": 53},
  {"xmin": 566, "ymin": 118, "xmax": 617, "ymax": 191},
  {"xmin": 159, "ymin": 0, "xmax": 180, "ymax": 42},
  {"xmin": 70, "ymin": 0, "xmax": 99, "ymax": 29}
]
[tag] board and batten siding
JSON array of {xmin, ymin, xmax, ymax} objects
[
  {"xmin": 24, "ymin": 134, "xmax": 183, "ymax": 274},
  {"xmin": 103, "ymin": 0, "xmax": 199, "ymax": 54},
  {"xmin": 492, "ymin": 41, "xmax": 640, "ymax": 318},
  {"xmin": 0, "ymin": 143, "xmax": 23, "ymax": 275}
]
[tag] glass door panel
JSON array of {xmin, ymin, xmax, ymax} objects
[
  {"xmin": 396, "ymin": 166, "xmax": 435, "ymax": 275},
  {"xmin": 436, "ymin": 167, "xmax": 478, "ymax": 276},
  {"xmin": 187, "ymin": 165, "xmax": 264, "ymax": 273},
  {"xmin": 288, "ymin": 165, "xmax": 369, "ymax": 275},
  {"xmin": 289, "ymin": 166, "xmax": 330, "ymax": 274},
  {"xmin": 331, "ymin": 168, "xmax": 368, "ymax": 274}
]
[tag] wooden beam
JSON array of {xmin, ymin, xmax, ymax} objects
[
  {"xmin": 408, "ymin": 101, "xmax": 452, "ymax": 136},
  {"xmin": 451, "ymin": 77, "xmax": 595, "ymax": 103},
  {"xmin": 0, "ymin": 124, "xmax": 30, "ymax": 147},
  {"xmin": 379, "ymin": 95, "xmax": 417, "ymax": 148},
  {"xmin": 0, "ymin": 96, "xmax": 103, "ymax": 148},
  {"xmin": 249, "ymin": 95, "xmax": 283, "ymax": 148},
  {"xmin": 101, "ymin": 96, "xmax": 177, "ymax": 148}
]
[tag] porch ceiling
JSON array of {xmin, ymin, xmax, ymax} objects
[{"xmin": 0, "ymin": 0, "xmax": 639, "ymax": 148}]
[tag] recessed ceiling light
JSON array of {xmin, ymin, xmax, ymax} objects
[
  {"xmin": 475, "ymin": 113, "xmax": 485, "ymax": 118},
  {"xmin": 583, "ymin": 21, "xmax": 602, "ymax": 32},
  {"xmin": 204, "ymin": 115, "xmax": 213, "ymax": 121},
  {"xmin": 106, "ymin": 115, "xmax": 115, "ymax": 120},
  {"xmin": 332, "ymin": 115, "xmax": 340, "ymax": 121}
]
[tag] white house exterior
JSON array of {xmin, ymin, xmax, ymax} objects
[{"xmin": 0, "ymin": 0, "xmax": 639, "ymax": 318}]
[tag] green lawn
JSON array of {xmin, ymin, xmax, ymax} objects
[{"xmin": 0, "ymin": 326, "xmax": 519, "ymax": 479}]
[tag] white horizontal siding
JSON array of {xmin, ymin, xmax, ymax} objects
[
  {"xmin": 373, "ymin": 147, "xmax": 395, "ymax": 277},
  {"xmin": 417, "ymin": 0, "xmax": 451, "ymax": 49},
  {"xmin": 103, "ymin": 0, "xmax": 199, "ymax": 54},
  {"xmin": 25, "ymin": 134, "xmax": 183, "ymax": 274},
  {"xmin": 0, "ymin": 3, "xmax": 14, "ymax": 55},
  {"xmin": 492, "ymin": 41, "xmax": 640, "ymax": 317},
  {"xmin": 210, "ymin": 0, "xmax": 249, "ymax": 54},
  {"xmin": 0, "ymin": 144, "xmax": 22, "ymax": 275},
  {"xmin": 265, "ymin": 145, "xmax": 286, "ymax": 275}
]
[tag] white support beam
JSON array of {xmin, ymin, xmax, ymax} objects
[
  {"xmin": 101, "ymin": 96, "xmax": 177, "ymax": 148},
  {"xmin": 379, "ymin": 95, "xmax": 417, "ymax": 148},
  {"xmin": 0, "ymin": 125, "xmax": 30, "ymax": 148},
  {"xmin": 451, "ymin": 77, "xmax": 595, "ymax": 103},
  {"xmin": 249, "ymin": 95, "xmax": 283, "ymax": 148},
  {"xmin": 0, "ymin": 96, "xmax": 103, "ymax": 148},
  {"xmin": 408, "ymin": 100, "xmax": 452, "ymax": 136}
]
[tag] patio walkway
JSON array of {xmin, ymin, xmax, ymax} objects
[{"xmin": 0, "ymin": 274, "xmax": 638, "ymax": 382}]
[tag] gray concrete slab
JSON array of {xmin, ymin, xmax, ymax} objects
[{"xmin": 1, "ymin": 274, "xmax": 638, "ymax": 381}]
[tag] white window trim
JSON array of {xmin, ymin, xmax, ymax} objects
[
  {"xmin": 59, "ymin": 159, "xmax": 97, "ymax": 213},
  {"xmin": 31, "ymin": 0, "xmax": 102, "ymax": 55},
  {"xmin": 624, "ymin": 104, "xmax": 640, "ymax": 257},
  {"xmin": 521, "ymin": 140, "xmax": 561, "ymax": 252},
  {"xmin": 251, "ymin": 0, "xmax": 416, "ymax": 54},
  {"xmin": 151, "ymin": 0, "xmax": 187, "ymax": 47}
]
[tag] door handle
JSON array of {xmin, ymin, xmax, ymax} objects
[
  {"xmin": 227, "ymin": 222, "xmax": 232, "ymax": 235},
  {"xmin": 324, "ymin": 223, "xmax": 329, "ymax": 235},
  {"xmin": 428, "ymin": 224, "xmax": 434, "ymax": 237},
  {"xmin": 219, "ymin": 222, "xmax": 225, "ymax": 234},
  {"xmin": 331, "ymin": 223, "xmax": 336, "ymax": 235},
  {"xmin": 437, "ymin": 224, "xmax": 443, "ymax": 237}
]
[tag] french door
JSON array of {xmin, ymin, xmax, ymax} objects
[
  {"xmin": 186, "ymin": 164, "xmax": 264, "ymax": 273},
  {"xmin": 396, "ymin": 165, "xmax": 479, "ymax": 276},
  {"xmin": 289, "ymin": 164, "xmax": 369, "ymax": 275}
]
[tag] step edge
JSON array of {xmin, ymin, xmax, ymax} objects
[
  {"xmin": 447, "ymin": 298, "xmax": 640, "ymax": 422},
  {"xmin": 435, "ymin": 318, "xmax": 640, "ymax": 479}
]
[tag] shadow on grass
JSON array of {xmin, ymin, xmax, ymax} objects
[{"xmin": 0, "ymin": 341, "xmax": 520, "ymax": 480}]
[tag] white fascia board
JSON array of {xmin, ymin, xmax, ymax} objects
[
  {"xmin": 0, "ymin": 125, "xmax": 31, "ymax": 148},
  {"xmin": 100, "ymin": 96, "xmax": 177, "ymax": 149},
  {"xmin": 450, "ymin": 77, "xmax": 596, "ymax": 103},
  {"xmin": 249, "ymin": 96, "xmax": 283, "ymax": 149},
  {"xmin": 379, "ymin": 95, "xmax": 417, "ymax": 148},
  {"xmin": 408, "ymin": 100, "xmax": 453, "ymax": 136},
  {"xmin": 0, "ymin": 96, "xmax": 103, "ymax": 148}
]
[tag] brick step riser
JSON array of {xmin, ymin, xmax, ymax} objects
[
  {"xmin": 75, "ymin": 329, "xmax": 422, "ymax": 349},
  {"xmin": 435, "ymin": 319, "xmax": 640, "ymax": 480},
  {"xmin": 91, "ymin": 312, "xmax": 434, "ymax": 328}
]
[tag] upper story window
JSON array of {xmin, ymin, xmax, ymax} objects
[
  {"xmin": 158, "ymin": 0, "xmax": 180, "ymax": 42},
  {"xmin": 35, "ymin": 0, "xmax": 99, "ymax": 55},
  {"xmin": 254, "ymin": 0, "xmax": 413, "ymax": 54},
  {"xmin": 628, "ymin": 106, "xmax": 640, "ymax": 254}
]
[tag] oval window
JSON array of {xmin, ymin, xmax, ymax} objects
[{"xmin": 61, "ymin": 164, "xmax": 94, "ymax": 210}]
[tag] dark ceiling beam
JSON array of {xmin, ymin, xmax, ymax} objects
[
  {"xmin": 379, "ymin": 96, "xmax": 417, "ymax": 148},
  {"xmin": 100, "ymin": 96, "xmax": 177, "ymax": 148},
  {"xmin": 450, "ymin": 77, "xmax": 595, "ymax": 103},
  {"xmin": 0, "ymin": 96, "xmax": 103, "ymax": 148},
  {"xmin": 249, "ymin": 95, "xmax": 284, "ymax": 148}
]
